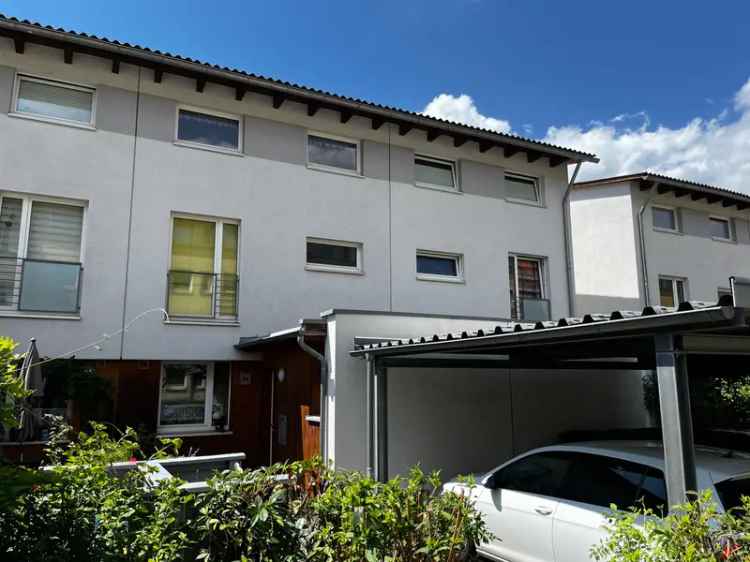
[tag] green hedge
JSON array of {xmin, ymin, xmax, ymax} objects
[{"xmin": 0, "ymin": 423, "xmax": 491, "ymax": 562}]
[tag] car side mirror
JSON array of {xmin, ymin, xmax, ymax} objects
[{"xmin": 484, "ymin": 473, "xmax": 500, "ymax": 489}]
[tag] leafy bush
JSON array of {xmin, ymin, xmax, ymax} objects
[
  {"xmin": 592, "ymin": 490, "xmax": 750, "ymax": 561},
  {"xmin": 0, "ymin": 422, "xmax": 490, "ymax": 562}
]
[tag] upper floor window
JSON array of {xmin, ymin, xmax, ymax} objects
[
  {"xmin": 414, "ymin": 155, "xmax": 457, "ymax": 191},
  {"xmin": 505, "ymin": 173, "xmax": 541, "ymax": 204},
  {"xmin": 158, "ymin": 362, "xmax": 231, "ymax": 433},
  {"xmin": 12, "ymin": 74, "xmax": 95, "ymax": 127},
  {"xmin": 508, "ymin": 254, "xmax": 549, "ymax": 321},
  {"xmin": 658, "ymin": 276, "xmax": 687, "ymax": 308},
  {"xmin": 307, "ymin": 133, "xmax": 360, "ymax": 174},
  {"xmin": 0, "ymin": 194, "xmax": 84, "ymax": 314},
  {"xmin": 652, "ymin": 206, "xmax": 679, "ymax": 232},
  {"xmin": 167, "ymin": 215, "xmax": 239, "ymax": 321},
  {"xmin": 176, "ymin": 106, "xmax": 242, "ymax": 152},
  {"xmin": 416, "ymin": 250, "xmax": 463, "ymax": 282},
  {"xmin": 305, "ymin": 237, "xmax": 362, "ymax": 274},
  {"xmin": 710, "ymin": 216, "xmax": 733, "ymax": 241}
]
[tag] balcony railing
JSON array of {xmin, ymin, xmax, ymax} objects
[
  {"xmin": 0, "ymin": 257, "xmax": 82, "ymax": 314},
  {"xmin": 511, "ymin": 296, "xmax": 551, "ymax": 322},
  {"xmin": 166, "ymin": 270, "xmax": 239, "ymax": 322}
]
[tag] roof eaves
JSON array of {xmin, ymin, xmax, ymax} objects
[{"xmin": 0, "ymin": 14, "xmax": 598, "ymax": 164}]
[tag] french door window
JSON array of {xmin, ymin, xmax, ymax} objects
[
  {"xmin": 508, "ymin": 254, "xmax": 549, "ymax": 321},
  {"xmin": 0, "ymin": 194, "xmax": 84, "ymax": 313},
  {"xmin": 167, "ymin": 215, "xmax": 239, "ymax": 320}
]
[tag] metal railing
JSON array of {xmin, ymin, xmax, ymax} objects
[
  {"xmin": 166, "ymin": 270, "xmax": 239, "ymax": 321},
  {"xmin": 0, "ymin": 257, "xmax": 82, "ymax": 314},
  {"xmin": 511, "ymin": 296, "xmax": 551, "ymax": 322}
]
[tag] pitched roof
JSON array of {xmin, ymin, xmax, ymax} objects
[
  {"xmin": 574, "ymin": 172, "xmax": 750, "ymax": 210},
  {"xmin": 0, "ymin": 13, "xmax": 598, "ymax": 165}
]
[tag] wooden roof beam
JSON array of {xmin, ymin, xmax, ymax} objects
[
  {"xmin": 340, "ymin": 110, "xmax": 353, "ymax": 124},
  {"xmin": 196, "ymin": 79, "xmax": 206, "ymax": 93},
  {"xmin": 272, "ymin": 93, "xmax": 285, "ymax": 109},
  {"xmin": 398, "ymin": 123, "xmax": 413, "ymax": 136},
  {"xmin": 371, "ymin": 117, "xmax": 385, "ymax": 130},
  {"xmin": 453, "ymin": 136, "xmax": 467, "ymax": 148},
  {"xmin": 63, "ymin": 47, "xmax": 73, "ymax": 64},
  {"xmin": 504, "ymin": 146, "xmax": 520, "ymax": 159},
  {"xmin": 549, "ymin": 155, "xmax": 567, "ymax": 167},
  {"xmin": 235, "ymin": 87, "xmax": 245, "ymax": 101},
  {"xmin": 526, "ymin": 151, "xmax": 542, "ymax": 163},
  {"xmin": 153, "ymin": 69, "xmax": 163, "ymax": 83},
  {"xmin": 13, "ymin": 38, "xmax": 24, "ymax": 54},
  {"xmin": 427, "ymin": 129, "xmax": 440, "ymax": 142},
  {"xmin": 111, "ymin": 58, "xmax": 120, "ymax": 74},
  {"xmin": 307, "ymin": 103, "xmax": 319, "ymax": 117},
  {"xmin": 479, "ymin": 141, "xmax": 494, "ymax": 154}
]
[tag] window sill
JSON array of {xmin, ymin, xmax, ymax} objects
[
  {"xmin": 305, "ymin": 264, "xmax": 364, "ymax": 276},
  {"xmin": 712, "ymin": 236, "xmax": 736, "ymax": 244},
  {"xmin": 414, "ymin": 182, "xmax": 462, "ymax": 195},
  {"xmin": 416, "ymin": 274, "xmax": 466, "ymax": 284},
  {"xmin": 653, "ymin": 227, "xmax": 683, "ymax": 236},
  {"xmin": 8, "ymin": 111, "xmax": 96, "ymax": 131},
  {"xmin": 0, "ymin": 311, "xmax": 81, "ymax": 320},
  {"xmin": 505, "ymin": 197, "xmax": 544, "ymax": 208},
  {"xmin": 173, "ymin": 140, "xmax": 244, "ymax": 157},
  {"xmin": 306, "ymin": 163, "xmax": 363, "ymax": 179},
  {"xmin": 164, "ymin": 319, "xmax": 240, "ymax": 327},
  {"xmin": 157, "ymin": 430, "xmax": 233, "ymax": 438}
]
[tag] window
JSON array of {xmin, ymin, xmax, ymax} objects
[
  {"xmin": 307, "ymin": 133, "xmax": 360, "ymax": 174},
  {"xmin": 416, "ymin": 251, "xmax": 463, "ymax": 282},
  {"xmin": 0, "ymin": 194, "xmax": 84, "ymax": 313},
  {"xmin": 414, "ymin": 155, "xmax": 457, "ymax": 191},
  {"xmin": 658, "ymin": 276, "xmax": 687, "ymax": 307},
  {"xmin": 710, "ymin": 216, "xmax": 732, "ymax": 240},
  {"xmin": 158, "ymin": 362, "xmax": 231, "ymax": 432},
  {"xmin": 652, "ymin": 206, "xmax": 678, "ymax": 232},
  {"xmin": 508, "ymin": 255, "xmax": 549, "ymax": 321},
  {"xmin": 489, "ymin": 452, "xmax": 575, "ymax": 497},
  {"xmin": 559, "ymin": 453, "xmax": 667, "ymax": 513},
  {"xmin": 505, "ymin": 173, "xmax": 541, "ymax": 204},
  {"xmin": 305, "ymin": 238, "xmax": 362, "ymax": 274},
  {"xmin": 176, "ymin": 106, "xmax": 241, "ymax": 152},
  {"xmin": 12, "ymin": 74, "xmax": 95, "ymax": 127},
  {"xmin": 715, "ymin": 477, "xmax": 750, "ymax": 512},
  {"xmin": 167, "ymin": 216, "xmax": 239, "ymax": 320}
]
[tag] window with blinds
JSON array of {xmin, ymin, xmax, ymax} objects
[
  {"xmin": 508, "ymin": 254, "xmax": 549, "ymax": 321},
  {"xmin": 0, "ymin": 195, "xmax": 85, "ymax": 313}
]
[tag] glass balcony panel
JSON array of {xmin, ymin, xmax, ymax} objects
[{"xmin": 19, "ymin": 259, "xmax": 81, "ymax": 313}]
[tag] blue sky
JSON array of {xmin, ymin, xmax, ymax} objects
[{"xmin": 3, "ymin": 0, "xmax": 750, "ymax": 189}]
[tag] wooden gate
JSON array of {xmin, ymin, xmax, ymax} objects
[{"xmin": 299, "ymin": 405, "xmax": 320, "ymax": 460}]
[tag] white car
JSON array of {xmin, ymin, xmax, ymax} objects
[{"xmin": 444, "ymin": 441, "xmax": 750, "ymax": 562}]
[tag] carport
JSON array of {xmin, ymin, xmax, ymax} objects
[{"xmin": 351, "ymin": 295, "xmax": 750, "ymax": 508}]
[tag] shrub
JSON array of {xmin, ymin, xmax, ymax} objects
[
  {"xmin": 592, "ymin": 490, "xmax": 750, "ymax": 562},
  {"xmin": 0, "ymin": 422, "xmax": 490, "ymax": 562}
]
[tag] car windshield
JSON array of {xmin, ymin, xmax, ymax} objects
[{"xmin": 715, "ymin": 477, "xmax": 750, "ymax": 511}]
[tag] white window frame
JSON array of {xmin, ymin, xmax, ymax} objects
[
  {"xmin": 509, "ymin": 254, "xmax": 547, "ymax": 320},
  {"xmin": 0, "ymin": 192, "xmax": 87, "ymax": 314},
  {"xmin": 416, "ymin": 250, "xmax": 464, "ymax": 283},
  {"xmin": 658, "ymin": 276, "xmax": 688, "ymax": 307},
  {"xmin": 157, "ymin": 362, "xmax": 231, "ymax": 434},
  {"xmin": 504, "ymin": 172, "xmax": 542, "ymax": 206},
  {"xmin": 11, "ymin": 72, "xmax": 97, "ymax": 129},
  {"xmin": 414, "ymin": 154, "xmax": 459, "ymax": 192},
  {"xmin": 174, "ymin": 104, "xmax": 243, "ymax": 155},
  {"xmin": 306, "ymin": 131, "xmax": 362, "ymax": 176},
  {"xmin": 305, "ymin": 237, "xmax": 363, "ymax": 275},
  {"xmin": 652, "ymin": 205, "xmax": 680, "ymax": 233},
  {"xmin": 167, "ymin": 213, "xmax": 241, "ymax": 320},
  {"xmin": 709, "ymin": 215, "xmax": 733, "ymax": 241}
]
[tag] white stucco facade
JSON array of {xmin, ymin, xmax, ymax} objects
[
  {"xmin": 570, "ymin": 179, "xmax": 750, "ymax": 314},
  {"xmin": 0, "ymin": 39, "xmax": 574, "ymax": 361}
]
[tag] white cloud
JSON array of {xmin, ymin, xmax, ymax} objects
[
  {"xmin": 422, "ymin": 79, "xmax": 750, "ymax": 193},
  {"xmin": 422, "ymin": 94, "xmax": 511, "ymax": 133}
]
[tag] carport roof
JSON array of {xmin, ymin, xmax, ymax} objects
[{"xmin": 350, "ymin": 300, "xmax": 749, "ymax": 358}]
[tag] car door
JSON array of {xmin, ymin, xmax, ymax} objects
[
  {"xmin": 478, "ymin": 451, "xmax": 576, "ymax": 562},
  {"xmin": 552, "ymin": 453, "xmax": 667, "ymax": 562}
]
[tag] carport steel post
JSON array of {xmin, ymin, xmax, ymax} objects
[{"xmin": 655, "ymin": 334, "xmax": 698, "ymax": 506}]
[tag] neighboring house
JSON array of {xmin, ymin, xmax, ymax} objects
[
  {"xmin": 570, "ymin": 172, "xmax": 750, "ymax": 314},
  {"xmin": 0, "ymin": 15, "xmax": 596, "ymax": 464}
]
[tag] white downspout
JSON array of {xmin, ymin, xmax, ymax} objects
[
  {"xmin": 637, "ymin": 182, "xmax": 659, "ymax": 307},
  {"xmin": 563, "ymin": 162, "xmax": 582, "ymax": 317}
]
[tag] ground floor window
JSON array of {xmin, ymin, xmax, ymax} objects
[
  {"xmin": 158, "ymin": 362, "xmax": 230, "ymax": 433},
  {"xmin": 658, "ymin": 276, "xmax": 687, "ymax": 308}
]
